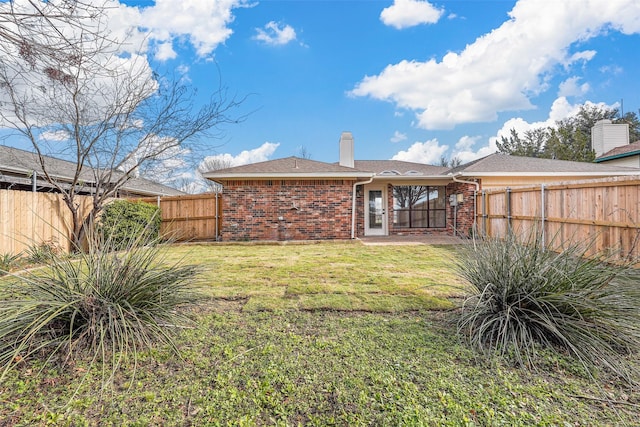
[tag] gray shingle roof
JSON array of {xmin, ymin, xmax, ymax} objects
[
  {"xmin": 203, "ymin": 156, "xmax": 374, "ymax": 179},
  {"xmin": 0, "ymin": 145, "xmax": 183, "ymax": 196},
  {"xmin": 448, "ymin": 153, "xmax": 640, "ymax": 175},
  {"xmin": 204, "ymin": 157, "xmax": 450, "ymax": 179},
  {"xmin": 353, "ymin": 160, "xmax": 448, "ymax": 176}
]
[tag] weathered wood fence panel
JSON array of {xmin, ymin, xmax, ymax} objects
[
  {"xmin": 476, "ymin": 176, "xmax": 640, "ymax": 260},
  {"xmin": 136, "ymin": 193, "xmax": 222, "ymax": 241},
  {"xmin": 0, "ymin": 190, "xmax": 93, "ymax": 254}
]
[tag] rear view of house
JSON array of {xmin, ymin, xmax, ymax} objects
[{"xmin": 204, "ymin": 132, "xmax": 640, "ymax": 242}]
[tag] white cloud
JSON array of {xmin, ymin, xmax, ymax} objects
[
  {"xmin": 390, "ymin": 131, "xmax": 408, "ymax": 143},
  {"xmin": 200, "ymin": 142, "xmax": 280, "ymax": 170},
  {"xmin": 599, "ymin": 64, "xmax": 624, "ymax": 75},
  {"xmin": 380, "ymin": 0, "xmax": 444, "ymax": 29},
  {"xmin": 135, "ymin": 0, "xmax": 249, "ymax": 58},
  {"xmin": 154, "ymin": 41, "xmax": 177, "ymax": 61},
  {"xmin": 454, "ymin": 135, "xmax": 480, "ymax": 152},
  {"xmin": 452, "ymin": 136, "xmax": 498, "ymax": 164},
  {"xmin": 253, "ymin": 21, "xmax": 298, "ymax": 46},
  {"xmin": 558, "ymin": 77, "xmax": 590, "ymax": 97},
  {"xmin": 38, "ymin": 130, "xmax": 70, "ymax": 142},
  {"xmin": 352, "ymin": 0, "xmax": 640, "ymax": 130},
  {"xmin": 447, "ymin": 96, "xmax": 620, "ymax": 164},
  {"xmin": 391, "ymin": 139, "xmax": 448, "ymax": 164}
]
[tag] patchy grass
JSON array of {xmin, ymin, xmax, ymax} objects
[
  {"xmin": 2, "ymin": 302, "xmax": 638, "ymax": 426},
  {"xmin": 180, "ymin": 243, "xmax": 464, "ymax": 311},
  {"xmin": 1, "ymin": 242, "xmax": 639, "ymax": 426}
]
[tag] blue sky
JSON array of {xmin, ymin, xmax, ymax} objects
[
  {"xmin": 3, "ymin": 0, "xmax": 640, "ymax": 188},
  {"xmin": 143, "ymin": 0, "xmax": 640, "ymax": 168}
]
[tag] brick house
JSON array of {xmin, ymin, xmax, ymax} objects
[{"xmin": 204, "ymin": 132, "xmax": 640, "ymax": 242}]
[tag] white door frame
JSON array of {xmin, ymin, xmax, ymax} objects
[{"xmin": 364, "ymin": 184, "xmax": 388, "ymax": 236}]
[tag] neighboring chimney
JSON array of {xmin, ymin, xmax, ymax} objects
[
  {"xmin": 592, "ymin": 119, "xmax": 629, "ymax": 157},
  {"xmin": 339, "ymin": 131, "xmax": 354, "ymax": 168}
]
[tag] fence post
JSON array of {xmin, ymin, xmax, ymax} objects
[
  {"xmin": 506, "ymin": 187, "xmax": 512, "ymax": 234},
  {"xmin": 541, "ymin": 184, "xmax": 546, "ymax": 249},
  {"xmin": 481, "ymin": 190, "xmax": 487, "ymax": 236},
  {"xmin": 215, "ymin": 192, "xmax": 219, "ymax": 240}
]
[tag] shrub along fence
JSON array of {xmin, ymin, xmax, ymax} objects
[
  {"xmin": 0, "ymin": 189, "xmax": 93, "ymax": 254},
  {"xmin": 475, "ymin": 175, "xmax": 640, "ymax": 260},
  {"xmin": 135, "ymin": 192, "xmax": 222, "ymax": 242}
]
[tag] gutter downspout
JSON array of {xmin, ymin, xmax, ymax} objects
[
  {"xmin": 450, "ymin": 174, "xmax": 480, "ymax": 237},
  {"xmin": 351, "ymin": 176, "xmax": 375, "ymax": 239}
]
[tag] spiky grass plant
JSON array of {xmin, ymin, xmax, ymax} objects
[
  {"xmin": 0, "ymin": 252, "xmax": 21, "ymax": 276},
  {"xmin": 456, "ymin": 229, "xmax": 640, "ymax": 383},
  {"xmin": 0, "ymin": 229, "xmax": 200, "ymax": 385}
]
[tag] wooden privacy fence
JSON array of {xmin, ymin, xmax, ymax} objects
[
  {"xmin": 136, "ymin": 193, "xmax": 222, "ymax": 241},
  {"xmin": 475, "ymin": 176, "xmax": 640, "ymax": 260},
  {"xmin": 0, "ymin": 189, "xmax": 93, "ymax": 254}
]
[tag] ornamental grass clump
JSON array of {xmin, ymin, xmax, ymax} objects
[
  {"xmin": 0, "ymin": 228, "xmax": 200, "ymax": 385},
  {"xmin": 456, "ymin": 229, "xmax": 640, "ymax": 383}
]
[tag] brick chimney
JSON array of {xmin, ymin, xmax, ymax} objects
[{"xmin": 339, "ymin": 131, "xmax": 354, "ymax": 168}]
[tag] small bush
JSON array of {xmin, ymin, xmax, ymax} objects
[
  {"xmin": 0, "ymin": 232, "xmax": 200, "ymax": 386},
  {"xmin": 455, "ymin": 229, "xmax": 640, "ymax": 382},
  {"xmin": 98, "ymin": 200, "xmax": 161, "ymax": 250}
]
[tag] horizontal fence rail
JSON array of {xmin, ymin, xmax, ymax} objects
[
  {"xmin": 0, "ymin": 190, "xmax": 93, "ymax": 254},
  {"xmin": 476, "ymin": 176, "xmax": 640, "ymax": 261},
  {"xmin": 136, "ymin": 193, "xmax": 222, "ymax": 242}
]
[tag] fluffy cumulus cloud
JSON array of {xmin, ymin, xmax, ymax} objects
[
  {"xmin": 200, "ymin": 142, "xmax": 280, "ymax": 171},
  {"xmin": 558, "ymin": 77, "xmax": 590, "ymax": 97},
  {"xmin": 352, "ymin": 0, "xmax": 640, "ymax": 130},
  {"xmin": 391, "ymin": 138, "xmax": 448, "ymax": 164},
  {"xmin": 75, "ymin": 0, "xmax": 249, "ymax": 61},
  {"xmin": 438, "ymin": 96, "xmax": 619, "ymax": 164},
  {"xmin": 380, "ymin": 0, "xmax": 444, "ymax": 29},
  {"xmin": 253, "ymin": 21, "xmax": 298, "ymax": 46},
  {"xmin": 135, "ymin": 0, "xmax": 249, "ymax": 59}
]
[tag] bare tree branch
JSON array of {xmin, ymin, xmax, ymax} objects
[{"xmin": 0, "ymin": 1, "xmax": 245, "ymax": 249}]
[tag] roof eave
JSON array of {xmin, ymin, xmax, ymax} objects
[
  {"xmin": 456, "ymin": 171, "xmax": 640, "ymax": 177},
  {"xmin": 371, "ymin": 175, "xmax": 453, "ymax": 182},
  {"xmin": 205, "ymin": 171, "xmax": 375, "ymax": 181},
  {"xmin": 595, "ymin": 151, "xmax": 640, "ymax": 163}
]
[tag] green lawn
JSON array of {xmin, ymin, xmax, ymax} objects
[{"xmin": 1, "ymin": 242, "xmax": 638, "ymax": 426}]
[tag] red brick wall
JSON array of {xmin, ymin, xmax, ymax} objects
[
  {"xmin": 220, "ymin": 179, "xmax": 356, "ymax": 241},
  {"xmin": 445, "ymin": 182, "xmax": 477, "ymax": 237},
  {"xmin": 219, "ymin": 179, "xmax": 477, "ymax": 241}
]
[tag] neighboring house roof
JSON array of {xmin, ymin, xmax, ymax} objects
[
  {"xmin": 0, "ymin": 145, "xmax": 183, "ymax": 196},
  {"xmin": 448, "ymin": 153, "xmax": 640, "ymax": 177},
  {"xmin": 204, "ymin": 156, "xmax": 374, "ymax": 180},
  {"xmin": 595, "ymin": 140, "xmax": 640, "ymax": 163}
]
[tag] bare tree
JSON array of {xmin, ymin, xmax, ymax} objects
[
  {"xmin": 190, "ymin": 156, "xmax": 235, "ymax": 193},
  {"xmin": 198, "ymin": 157, "xmax": 234, "ymax": 173},
  {"xmin": 296, "ymin": 145, "xmax": 312, "ymax": 159},
  {"xmin": 0, "ymin": 1, "xmax": 244, "ymax": 249},
  {"xmin": 439, "ymin": 155, "xmax": 462, "ymax": 168}
]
